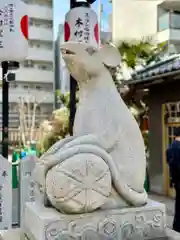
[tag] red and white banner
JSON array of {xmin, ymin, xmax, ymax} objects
[
  {"xmin": 64, "ymin": 7, "xmax": 99, "ymax": 48},
  {"xmin": 0, "ymin": 0, "xmax": 28, "ymax": 62}
]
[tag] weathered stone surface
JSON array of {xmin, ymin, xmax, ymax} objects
[
  {"xmin": 61, "ymin": 42, "xmax": 148, "ymax": 207},
  {"xmin": 0, "ymin": 228, "xmax": 179, "ymax": 240},
  {"xmin": 46, "ymin": 153, "xmax": 111, "ymax": 213},
  {"xmin": 166, "ymin": 228, "xmax": 180, "ymax": 240},
  {"xmin": 19, "ymin": 155, "xmax": 36, "ymax": 226},
  {"xmin": 0, "ymin": 227, "xmax": 179, "ymax": 240},
  {"xmin": 0, "ymin": 229, "xmax": 25, "ymax": 240},
  {"xmin": 33, "ymin": 42, "xmax": 148, "ymax": 214},
  {"xmin": 0, "ymin": 155, "xmax": 12, "ymax": 230},
  {"xmin": 23, "ymin": 200, "xmax": 168, "ymax": 240}
]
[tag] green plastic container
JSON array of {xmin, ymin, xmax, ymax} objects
[{"xmin": 12, "ymin": 151, "xmax": 19, "ymax": 189}]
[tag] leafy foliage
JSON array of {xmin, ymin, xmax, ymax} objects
[
  {"xmin": 117, "ymin": 39, "xmax": 167, "ymax": 68},
  {"xmin": 56, "ymin": 90, "xmax": 70, "ymax": 109},
  {"xmin": 37, "ymin": 107, "xmax": 69, "ymax": 154},
  {"xmin": 114, "ymin": 39, "xmax": 167, "ymax": 121}
]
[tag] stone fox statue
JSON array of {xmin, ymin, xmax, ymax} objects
[{"xmin": 33, "ymin": 42, "xmax": 148, "ymax": 214}]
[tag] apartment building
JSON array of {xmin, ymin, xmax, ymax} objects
[
  {"xmin": 54, "ymin": 24, "xmax": 70, "ymax": 99},
  {"xmin": 54, "ymin": 24, "xmax": 70, "ymax": 110},
  {"xmin": 3, "ymin": 0, "xmax": 54, "ymax": 129},
  {"xmin": 111, "ymin": 0, "xmax": 180, "ymax": 54}
]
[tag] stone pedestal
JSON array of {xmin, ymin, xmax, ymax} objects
[
  {"xmin": 1, "ymin": 200, "xmax": 180, "ymax": 240},
  {"xmin": 1, "ymin": 226, "xmax": 180, "ymax": 240},
  {"xmin": 0, "ymin": 229, "xmax": 26, "ymax": 240},
  {"xmin": 23, "ymin": 200, "xmax": 167, "ymax": 240}
]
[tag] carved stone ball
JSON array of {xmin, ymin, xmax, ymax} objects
[{"xmin": 45, "ymin": 153, "xmax": 112, "ymax": 213}]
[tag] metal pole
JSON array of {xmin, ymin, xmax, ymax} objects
[
  {"xmin": 54, "ymin": 39, "xmax": 61, "ymax": 110},
  {"xmin": 98, "ymin": 0, "xmax": 101, "ymax": 47},
  {"xmin": 69, "ymin": 0, "xmax": 77, "ymax": 136},
  {"xmin": 1, "ymin": 61, "xmax": 9, "ymax": 158},
  {"xmin": 68, "ymin": 0, "xmax": 97, "ymax": 135},
  {"xmin": 69, "ymin": 77, "xmax": 77, "ymax": 135}
]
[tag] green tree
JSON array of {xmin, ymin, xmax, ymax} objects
[
  {"xmin": 117, "ymin": 39, "xmax": 166, "ymax": 68},
  {"xmin": 55, "ymin": 90, "xmax": 70, "ymax": 109},
  {"xmin": 115, "ymin": 39, "xmax": 167, "ymax": 116}
]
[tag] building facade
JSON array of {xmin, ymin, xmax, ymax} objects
[
  {"xmin": 129, "ymin": 54, "xmax": 180, "ymax": 198},
  {"xmin": 110, "ymin": 0, "xmax": 180, "ymax": 197},
  {"xmin": 54, "ymin": 24, "xmax": 70, "ymax": 99},
  {"xmin": 111, "ymin": 0, "xmax": 180, "ymax": 54},
  {"xmin": 2, "ymin": 0, "xmax": 54, "ymax": 130}
]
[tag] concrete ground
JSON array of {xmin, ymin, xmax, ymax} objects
[{"xmin": 149, "ymin": 193, "xmax": 174, "ymax": 229}]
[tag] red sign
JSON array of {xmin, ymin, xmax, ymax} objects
[{"xmin": 20, "ymin": 15, "xmax": 28, "ymax": 40}]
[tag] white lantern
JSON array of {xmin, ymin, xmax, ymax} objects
[
  {"xmin": 65, "ymin": 7, "xmax": 99, "ymax": 48},
  {"xmin": 0, "ymin": 0, "xmax": 28, "ymax": 62}
]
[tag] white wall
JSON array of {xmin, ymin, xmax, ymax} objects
[
  {"xmin": 27, "ymin": 47, "xmax": 53, "ymax": 62},
  {"xmin": 28, "ymin": 4, "xmax": 53, "ymax": 20},
  {"xmin": 112, "ymin": 0, "xmax": 163, "ymax": 43},
  {"xmin": 15, "ymin": 68, "xmax": 53, "ymax": 83},
  {"xmin": 58, "ymin": 25, "xmax": 70, "ymax": 93},
  {"xmin": 29, "ymin": 26, "xmax": 53, "ymax": 42}
]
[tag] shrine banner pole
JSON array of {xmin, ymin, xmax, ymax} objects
[
  {"xmin": 2, "ymin": 61, "xmax": 9, "ymax": 158},
  {"xmin": 66, "ymin": 0, "xmax": 98, "ymax": 135},
  {"xmin": 0, "ymin": 1, "xmax": 29, "ymax": 158},
  {"xmin": 69, "ymin": 0, "xmax": 77, "ymax": 136}
]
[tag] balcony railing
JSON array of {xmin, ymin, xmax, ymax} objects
[
  {"xmin": 14, "ymin": 68, "xmax": 53, "ymax": 83},
  {"xmin": 27, "ymin": 47, "xmax": 53, "ymax": 62},
  {"xmin": 158, "ymin": 12, "xmax": 180, "ymax": 31},
  {"xmin": 0, "ymin": 128, "xmax": 41, "ymax": 142},
  {"xmin": 28, "ymin": 4, "xmax": 53, "ymax": 20},
  {"xmin": 0, "ymin": 89, "xmax": 54, "ymax": 103},
  {"xmin": 29, "ymin": 26, "xmax": 53, "ymax": 42}
]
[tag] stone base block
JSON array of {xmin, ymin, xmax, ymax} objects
[
  {"xmin": 23, "ymin": 200, "xmax": 168, "ymax": 240},
  {"xmin": 0, "ymin": 229, "xmax": 26, "ymax": 240},
  {"xmin": 166, "ymin": 228, "xmax": 180, "ymax": 240},
  {"xmin": 0, "ymin": 228, "xmax": 178, "ymax": 240}
]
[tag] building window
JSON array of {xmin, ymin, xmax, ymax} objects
[
  {"xmin": 28, "ymin": 40, "xmax": 52, "ymax": 50},
  {"xmin": 9, "ymin": 103, "xmax": 17, "ymax": 112},
  {"xmin": 10, "ymin": 83, "xmax": 18, "ymax": 88},
  {"xmin": 170, "ymin": 11, "xmax": 180, "ymax": 29},
  {"xmin": 29, "ymin": 18, "xmax": 53, "ymax": 29},
  {"xmin": 29, "ymin": 41, "xmax": 33, "ymax": 47},
  {"xmin": 40, "ymin": 65, "xmax": 48, "ymax": 70},
  {"xmin": 36, "ymin": 85, "xmax": 42, "ymax": 90},
  {"xmin": 158, "ymin": 10, "xmax": 170, "ymax": 31},
  {"xmin": 36, "ymin": 106, "xmax": 41, "ymax": 113},
  {"xmin": 158, "ymin": 9, "xmax": 180, "ymax": 31},
  {"xmin": 38, "ymin": 63, "xmax": 53, "ymax": 71},
  {"xmin": 23, "ymin": 60, "xmax": 34, "ymax": 68},
  {"xmin": 29, "ymin": 18, "xmax": 33, "ymax": 26},
  {"xmin": 36, "ymin": 0, "xmax": 52, "ymax": 7},
  {"xmin": 30, "ymin": 103, "xmax": 34, "ymax": 110}
]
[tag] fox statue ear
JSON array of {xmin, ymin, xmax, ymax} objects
[{"xmin": 95, "ymin": 43, "xmax": 121, "ymax": 68}]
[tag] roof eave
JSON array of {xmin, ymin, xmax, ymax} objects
[{"xmin": 128, "ymin": 69, "xmax": 180, "ymax": 87}]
